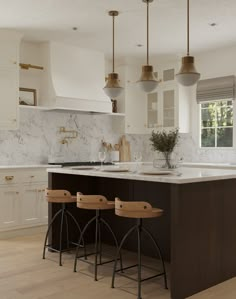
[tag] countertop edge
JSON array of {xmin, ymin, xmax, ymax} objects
[{"xmin": 46, "ymin": 167, "xmax": 236, "ymax": 184}]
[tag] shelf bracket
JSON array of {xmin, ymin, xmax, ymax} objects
[{"xmin": 19, "ymin": 63, "xmax": 44, "ymax": 70}]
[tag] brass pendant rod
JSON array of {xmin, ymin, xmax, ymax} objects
[
  {"xmin": 112, "ymin": 14, "xmax": 115, "ymax": 73},
  {"xmin": 187, "ymin": 0, "xmax": 189, "ymax": 56},
  {"xmin": 146, "ymin": 0, "xmax": 149, "ymax": 65}
]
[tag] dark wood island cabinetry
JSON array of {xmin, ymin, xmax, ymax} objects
[{"xmin": 47, "ymin": 167, "xmax": 236, "ymax": 299}]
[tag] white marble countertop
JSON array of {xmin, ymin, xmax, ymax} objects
[
  {"xmin": 47, "ymin": 166, "xmax": 236, "ymax": 184},
  {"xmin": 0, "ymin": 164, "xmax": 61, "ymax": 169},
  {"xmin": 182, "ymin": 162, "xmax": 236, "ymax": 169},
  {"xmin": 116, "ymin": 161, "xmax": 236, "ymax": 170}
]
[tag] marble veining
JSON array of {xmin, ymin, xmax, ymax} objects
[{"xmin": 0, "ymin": 108, "xmax": 235, "ymax": 165}]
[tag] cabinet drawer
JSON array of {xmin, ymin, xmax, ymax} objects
[
  {"xmin": 0, "ymin": 173, "xmax": 22, "ymax": 185},
  {"xmin": 21, "ymin": 171, "xmax": 48, "ymax": 183},
  {"xmin": 0, "ymin": 170, "xmax": 48, "ymax": 185}
]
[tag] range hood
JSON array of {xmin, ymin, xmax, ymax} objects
[{"xmin": 40, "ymin": 42, "xmax": 112, "ymax": 113}]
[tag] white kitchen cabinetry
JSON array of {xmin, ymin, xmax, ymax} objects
[
  {"xmin": 38, "ymin": 185, "xmax": 48, "ymax": 224},
  {"xmin": 0, "ymin": 168, "xmax": 48, "ymax": 232},
  {"xmin": 0, "ymin": 30, "xmax": 22, "ymax": 130},
  {"xmin": 21, "ymin": 184, "xmax": 42, "ymax": 226},
  {"xmin": 146, "ymin": 84, "xmax": 178, "ymax": 132},
  {"xmin": 0, "ymin": 186, "xmax": 20, "ymax": 229},
  {"xmin": 122, "ymin": 63, "xmax": 183, "ymax": 134}
]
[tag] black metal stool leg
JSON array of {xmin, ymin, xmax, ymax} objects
[
  {"xmin": 101, "ymin": 218, "xmax": 123, "ymax": 271},
  {"xmin": 64, "ymin": 211, "xmax": 70, "ymax": 250},
  {"xmin": 66, "ymin": 210, "xmax": 87, "ymax": 259},
  {"xmin": 137, "ymin": 219, "xmax": 142, "ymax": 299},
  {"xmin": 98, "ymin": 217, "xmax": 102, "ymax": 265},
  {"xmin": 94, "ymin": 211, "xmax": 101, "ymax": 281},
  {"xmin": 73, "ymin": 215, "xmax": 97, "ymax": 272},
  {"xmin": 59, "ymin": 206, "xmax": 65, "ymax": 266},
  {"xmin": 43, "ymin": 209, "xmax": 62, "ymax": 259},
  {"xmin": 142, "ymin": 227, "xmax": 168, "ymax": 289},
  {"xmin": 111, "ymin": 225, "xmax": 137, "ymax": 288}
]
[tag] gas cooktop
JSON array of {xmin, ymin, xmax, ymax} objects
[{"xmin": 48, "ymin": 161, "xmax": 113, "ymax": 167}]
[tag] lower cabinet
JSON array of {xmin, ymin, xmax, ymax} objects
[
  {"xmin": 0, "ymin": 168, "xmax": 48, "ymax": 231},
  {"xmin": 21, "ymin": 184, "xmax": 47, "ymax": 226},
  {"xmin": 0, "ymin": 186, "xmax": 20, "ymax": 229}
]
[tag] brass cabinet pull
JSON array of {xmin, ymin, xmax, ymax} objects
[
  {"xmin": 30, "ymin": 175, "xmax": 35, "ymax": 178},
  {"xmin": 5, "ymin": 176, "xmax": 14, "ymax": 181},
  {"xmin": 16, "ymin": 191, "xmax": 19, "ymax": 194}
]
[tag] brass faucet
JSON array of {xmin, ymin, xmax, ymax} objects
[{"xmin": 59, "ymin": 127, "xmax": 78, "ymax": 144}]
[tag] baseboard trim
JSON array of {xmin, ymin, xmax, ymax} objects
[{"xmin": 0, "ymin": 225, "xmax": 47, "ymax": 239}]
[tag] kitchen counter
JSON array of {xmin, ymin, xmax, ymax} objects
[
  {"xmin": 48, "ymin": 167, "xmax": 236, "ymax": 299},
  {"xmin": 182, "ymin": 162, "xmax": 236, "ymax": 169},
  {"xmin": 47, "ymin": 166, "xmax": 236, "ymax": 184},
  {"xmin": 0, "ymin": 164, "xmax": 61, "ymax": 169}
]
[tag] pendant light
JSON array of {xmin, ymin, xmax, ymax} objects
[
  {"xmin": 176, "ymin": 0, "xmax": 200, "ymax": 86},
  {"xmin": 103, "ymin": 11, "xmax": 123, "ymax": 98},
  {"xmin": 137, "ymin": 0, "xmax": 158, "ymax": 93}
]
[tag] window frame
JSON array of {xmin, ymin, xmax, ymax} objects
[{"xmin": 199, "ymin": 98, "xmax": 236, "ymax": 149}]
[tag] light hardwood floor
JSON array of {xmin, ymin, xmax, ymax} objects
[{"xmin": 0, "ymin": 233, "xmax": 170, "ymax": 299}]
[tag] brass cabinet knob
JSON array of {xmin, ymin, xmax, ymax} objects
[
  {"xmin": 30, "ymin": 175, "xmax": 35, "ymax": 178},
  {"xmin": 5, "ymin": 176, "xmax": 14, "ymax": 181}
]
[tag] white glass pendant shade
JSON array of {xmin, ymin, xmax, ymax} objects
[
  {"xmin": 103, "ymin": 73, "xmax": 123, "ymax": 98},
  {"xmin": 176, "ymin": 56, "xmax": 200, "ymax": 86},
  {"xmin": 137, "ymin": 65, "xmax": 158, "ymax": 92}
]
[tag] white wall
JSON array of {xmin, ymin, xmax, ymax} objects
[{"xmin": 4, "ymin": 43, "xmax": 235, "ymax": 165}]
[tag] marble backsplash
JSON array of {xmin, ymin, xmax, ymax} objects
[{"xmin": 0, "ymin": 108, "xmax": 235, "ymax": 165}]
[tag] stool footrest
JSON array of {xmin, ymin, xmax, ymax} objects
[
  {"xmin": 45, "ymin": 243, "xmax": 84, "ymax": 253},
  {"xmin": 115, "ymin": 263, "xmax": 165, "ymax": 283}
]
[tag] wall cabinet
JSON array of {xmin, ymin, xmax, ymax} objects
[
  {"xmin": 0, "ymin": 168, "xmax": 48, "ymax": 232},
  {"xmin": 121, "ymin": 63, "xmax": 183, "ymax": 134},
  {"xmin": 146, "ymin": 84, "xmax": 178, "ymax": 132},
  {"xmin": 0, "ymin": 30, "xmax": 22, "ymax": 130}
]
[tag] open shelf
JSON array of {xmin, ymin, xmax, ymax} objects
[{"xmin": 19, "ymin": 105, "xmax": 51, "ymax": 111}]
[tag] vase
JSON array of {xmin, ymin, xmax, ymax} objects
[
  {"xmin": 162, "ymin": 152, "xmax": 172, "ymax": 169},
  {"xmin": 153, "ymin": 152, "xmax": 174, "ymax": 169}
]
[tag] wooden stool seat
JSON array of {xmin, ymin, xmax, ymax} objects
[
  {"xmin": 45, "ymin": 189, "xmax": 76, "ymax": 203},
  {"xmin": 115, "ymin": 198, "xmax": 163, "ymax": 218},
  {"xmin": 77, "ymin": 194, "xmax": 115, "ymax": 210}
]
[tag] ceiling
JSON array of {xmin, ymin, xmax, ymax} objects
[{"xmin": 0, "ymin": 0, "xmax": 236, "ymax": 60}]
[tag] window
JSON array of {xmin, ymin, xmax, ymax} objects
[{"xmin": 200, "ymin": 99, "xmax": 233, "ymax": 147}]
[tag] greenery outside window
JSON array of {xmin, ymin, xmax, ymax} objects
[{"xmin": 200, "ymin": 99, "xmax": 233, "ymax": 147}]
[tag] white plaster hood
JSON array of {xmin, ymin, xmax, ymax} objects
[{"xmin": 40, "ymin": 42, "xmax": 112, "ymax": 113}]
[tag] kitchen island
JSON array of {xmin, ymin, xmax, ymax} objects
[{"xmin": 47, "ymin": 166, "xmax": 236, "ymax": 299}]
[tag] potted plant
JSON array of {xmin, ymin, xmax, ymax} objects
[{"xmin": 150, "ymin": 128, "xmax": 179, "ymax": 169}]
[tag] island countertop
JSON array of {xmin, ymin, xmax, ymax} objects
[{"xmin": 47, "ymin": 166, "xmax": 236, "ymax": 184}]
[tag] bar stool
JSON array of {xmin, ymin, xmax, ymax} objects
[
  {"xmin": 74, "ymin": 194, "xmax": 122, "ymax": 281},
  {"xmin": 43, "ymin": 189, "xmax": 85, "ymax": 266},
  {"xmin": 111, "ymin": 198, "xmax": 168, "ymax": 299}
]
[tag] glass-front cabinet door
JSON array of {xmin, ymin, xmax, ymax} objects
[
  {"xmin": 163, "ymin": 88, "xmax": 176, "ymax": 128},
  {"xmin": 147, "ymin": 92, "xmax": 161, "ymax": 129},
  {"xmin": 146, "ymin": 84, "xmax": 177, "ymax": 132}
]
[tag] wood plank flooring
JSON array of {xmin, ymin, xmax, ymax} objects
[
  {"xmin": 187, "ymin": 277, "xmax": 236, "ymax": 299},
  {"xmin": 0, "ymin": 233, "xmax": 170, "ymax": 299}
]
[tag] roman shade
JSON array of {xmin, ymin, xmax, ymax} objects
[{"xmin": 197, "ymin": 75, "xmax": 235, "ymax": 103}]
